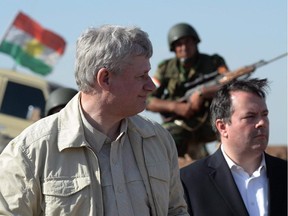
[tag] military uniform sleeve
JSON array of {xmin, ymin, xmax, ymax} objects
[
  {"xmin": 147, "ymin": 60, "xmax": 170, "ymax": 102},
  {"xmin": 211, "ymin": 54, "xmax": 229, "ymax": 72}
]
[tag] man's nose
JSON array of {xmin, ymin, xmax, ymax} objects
[
  {"xmin": 256, "ymin": 117, "xmax": 269, "ymax": 128},
  {"xmin": 146, "ymin": 76, "xmax": 156, "ymax": 92}
]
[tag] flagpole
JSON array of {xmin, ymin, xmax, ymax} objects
[
  {"xmin": 0, "ymin": 11, "xmax": 20, "ymax": 71},
  {"xmin": 0, "ymin": 11, "xmax": 18, "ymax": 46}
]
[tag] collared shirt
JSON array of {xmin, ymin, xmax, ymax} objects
[
  {"xmin": 221, "ymin": 145, "xmax": 268, "ymax": 216},
  {"xmin": 81, "ymin": 109, "xmax": 150, "ymax": 216}
]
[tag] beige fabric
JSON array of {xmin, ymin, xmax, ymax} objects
[
  {"xmin": 82, "ymin": 115, "xmax": 149, "ymax": 216},
  {"xmin": 0, "ymin": 93, "xmax": 188, "ymax": 216}
]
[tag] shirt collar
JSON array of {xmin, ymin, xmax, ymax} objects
[
  {"xmin": 80, "ymin": 105, "xmax": 128, "ymax": 153},
  {"xmin": 221, "ymin": 144, "xmax": 266, "ymax": 172}
]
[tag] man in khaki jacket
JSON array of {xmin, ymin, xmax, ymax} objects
[{"xmin": 0, "ymin": 25, "xmax": 188, "ymax": 216}]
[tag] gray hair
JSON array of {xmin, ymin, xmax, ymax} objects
[{"xmin": 74, "ymin": 24, "xmax": 153, "ymax": 93}]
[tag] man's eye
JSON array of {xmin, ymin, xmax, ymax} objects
[
  {"xmin": 244, "ymin": 115, "xmax": 254, "ymax": 119},
  {"xmin": 263, "ymin": 112, "xmax": 269, "ymax": 117}
]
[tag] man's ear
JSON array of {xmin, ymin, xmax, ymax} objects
[
  {"xmin": 215, "ymin": 119, "xmax": 228, "ymax": 138},
  {"xmin": 97, "ymin": 68, "xmax": 110, "ymax": 90}
]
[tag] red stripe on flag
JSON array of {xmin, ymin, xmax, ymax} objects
[{"xmin": 13, "ymin": 12, "xmax": 66, "ymax": 55}]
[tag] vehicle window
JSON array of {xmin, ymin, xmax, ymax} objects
[{"xmin": 0, "ymin": 81, "xmax": 46, "ymax": 119}]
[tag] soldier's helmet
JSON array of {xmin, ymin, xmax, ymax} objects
[
  {"xmin": 168, "ymin": 23, "xmax": 201, "ymax": 51},
  {"xmin": 45, "ymin": 87, "xmax": 78, "ymax": 116}
]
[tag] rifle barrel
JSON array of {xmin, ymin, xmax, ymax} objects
[
  {"xmin": 250, "ymin": 52, "xmax": 287, "ymax": 69},
  {"xmin": 184, "ymin": 71, "xmax": 219, "ymax": 89},
  {"xmin": 265, "ymin": 52, "xmax": 288, "ymax": 64}
]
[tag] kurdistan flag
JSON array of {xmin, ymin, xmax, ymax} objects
[{"xmin": 0, "ymin": 11, "xmax": 66, "ymax": 75}]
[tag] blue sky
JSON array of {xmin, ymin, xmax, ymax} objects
[{"xmin": 0, "ymin": 0, "xmax": 287, "ymax": 145}]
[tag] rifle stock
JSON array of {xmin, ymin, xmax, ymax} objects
[
  {"xmin": 218, "ymin": 65, "xmax": 255, "ymax": 84},
  {"xmin": 188, "ymin": 65, "xmax": 255, "ymax": 101}
]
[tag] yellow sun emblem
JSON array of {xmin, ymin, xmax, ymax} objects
[{"xmin": 24, "ymin": 39, "xmax": 44, "ymax": 56}]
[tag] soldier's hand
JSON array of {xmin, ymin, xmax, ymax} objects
[
  {"xmin": 189, "ymin": 90, "xmax": 204, "ymax": 112},
  {"xmin": 178, "ymin": 154, "xmax": 194, "ymax": 168},
  {"xmin": 174, "ymin": 101, "xmax": 195, "ymax": 118}
]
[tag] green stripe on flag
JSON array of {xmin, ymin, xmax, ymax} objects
[{"xmin": 0, "ymin": 41, "xmax": 52, "ymax": 75}]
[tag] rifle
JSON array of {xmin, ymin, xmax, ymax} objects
[
  {"xmin": 165, "ymin": 53, "xmax": 288, "ymax": 131},
  {"xmin": 183, "ymin": 52, "xmax": 288, "ymax": 101}
]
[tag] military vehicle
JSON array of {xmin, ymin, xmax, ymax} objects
[{"xmin": 0, "ymin": 68, "xmax": 60, "ymax": 152}]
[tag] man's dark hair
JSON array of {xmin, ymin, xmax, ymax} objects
[{"xmin": 210, "ymin": 78, "xmax": 270, "ymax": 139}]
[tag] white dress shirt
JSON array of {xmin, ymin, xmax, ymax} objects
[{"xmin": 221, "ymin": 145, "xmax": 268, "ymax": 216}]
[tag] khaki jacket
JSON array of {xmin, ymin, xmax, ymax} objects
[{"xmin": 0, "ymin": 93, "xmax": 188, "ymax": 216}]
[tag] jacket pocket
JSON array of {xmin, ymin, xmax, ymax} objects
[
  {"xmin": 147, "ymin": 161, "xmax": 170, "ymax": 183},
  {"xmin": 42, "ymin": 177, "xmax": 91, "ymax": 215},
  {"xmin": 146, "ymin": 161, "xmax": 170, "ymax": 215}
]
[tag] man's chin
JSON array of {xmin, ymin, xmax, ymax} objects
[{"xmin": 252, "ymin": 142, "xmax": 268, "ymax": 152}]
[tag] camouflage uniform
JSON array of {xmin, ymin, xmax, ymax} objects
[{"xmin": 148, "ymin": 53, "xmax": 227, "ymax": 159}]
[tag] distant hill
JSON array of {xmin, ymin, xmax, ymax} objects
[{"xmin": 266, "ymin": 145, "xmax": 287, "ymax": 160}]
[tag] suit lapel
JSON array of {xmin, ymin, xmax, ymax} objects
[
  {"xmin": 207, "ymin": 148, "xmax": 249, "ymax": 216},
  {"xmin": 265, "ymin": 153, "xmax": 287, "ymax": 215}
]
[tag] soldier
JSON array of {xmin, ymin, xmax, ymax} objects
[
  {"xmin": 45, "ymin": 87, "xmax": 78, "ymax": 116},
  {"xmin": 146, "ymin": 23, "xmax": 229, "ymax": 164}
]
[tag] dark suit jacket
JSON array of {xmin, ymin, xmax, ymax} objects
[{"xmin": 180, "ymin": 148, "xmax": 287, "ymax": 216}]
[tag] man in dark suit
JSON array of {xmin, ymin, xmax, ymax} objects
[{"xmin": 180, "ymin": 78, "xmax": 287, "ymax": 216}]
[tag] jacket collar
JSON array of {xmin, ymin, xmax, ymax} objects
[
  {"xmin": 57, "ymin": 92, "xmax": 86, "ymax": 151},
  {"xmin": 207, "ymin": 148, "xmax": 250, "ymax": 216},
  {"xmin": 57, "ymin": 92, "xmax": 156, "ymax": 151}
]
